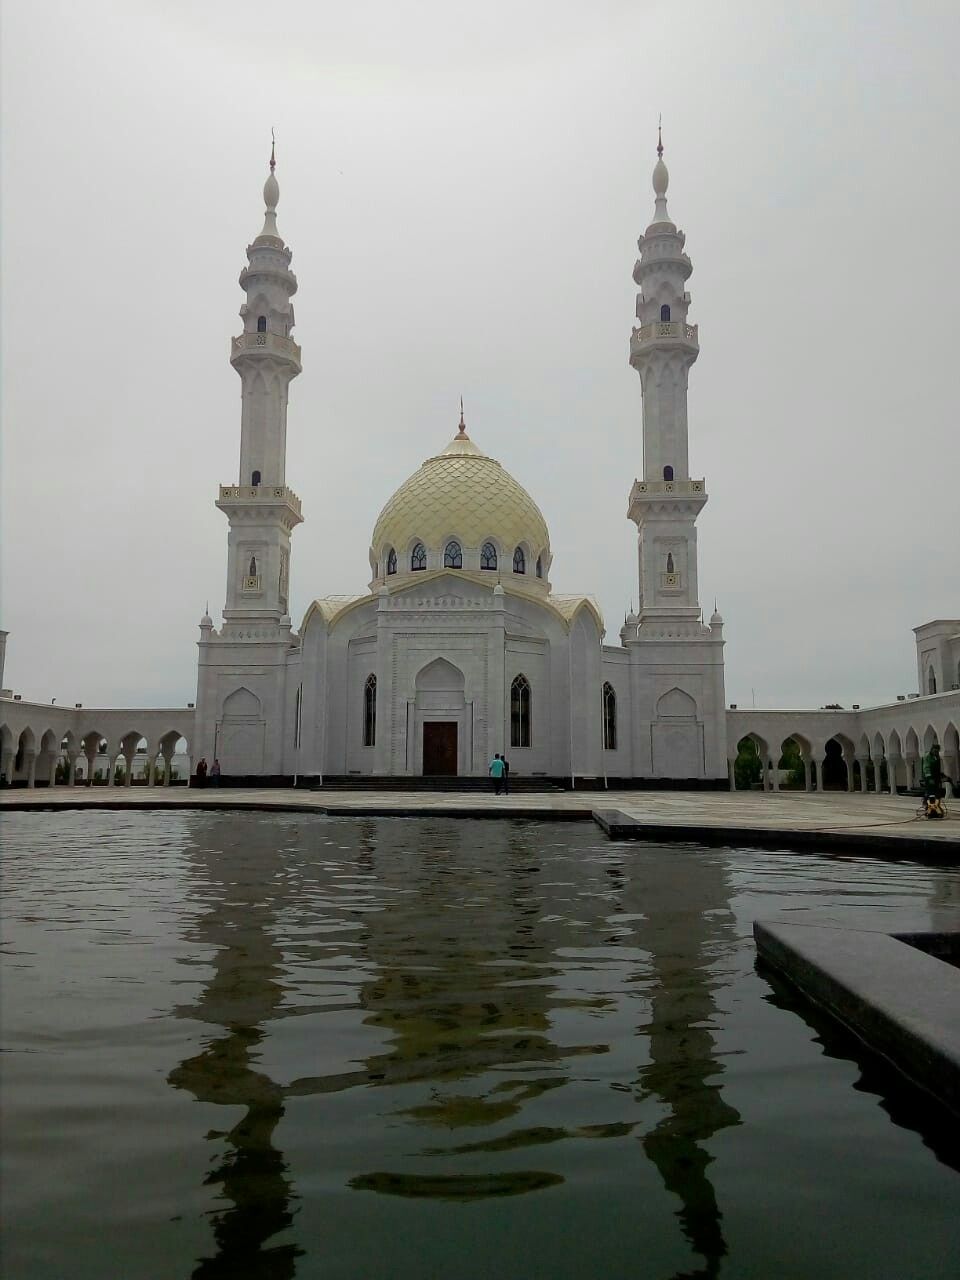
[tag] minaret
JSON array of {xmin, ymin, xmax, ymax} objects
[
  {"xmin": 627, "ymin": 129, "xmax": 707, "ymax": 624},
  {"xmin": 215, "ymin": 142, "xmax": 303, "ymax": 622}
]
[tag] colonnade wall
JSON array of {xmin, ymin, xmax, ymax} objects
[
  {"xmin": 0, "ymin": 700, "xmax": 195, "ymax": 789},
  {"xmin": 726, "ymin": 689, "xmax": 960, "ymax": 794}
]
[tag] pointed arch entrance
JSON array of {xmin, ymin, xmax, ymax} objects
[{"xmin": 413, "ymin": 658, "xmax": 467, "ymax": 777}]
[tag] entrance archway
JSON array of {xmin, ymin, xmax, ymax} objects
[{"xmin": 414, "ymin": 658, "xmax": 467, "ymax": 777}]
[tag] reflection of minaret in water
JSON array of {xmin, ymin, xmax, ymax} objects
[
  {"xmin": 168, "ymin": 817, "xmax": 317, "ymax": 1278},
  {"xmin": 624, "ymin": 849, "xmax": 742, "ymax": 1279}
]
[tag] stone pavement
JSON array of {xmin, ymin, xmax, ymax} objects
[{"xmin": 2, "ymin": 786, "xmax": 958, "ymax": 853}]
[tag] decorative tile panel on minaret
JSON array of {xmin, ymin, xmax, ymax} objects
[
  {"xmin": 216, "ymin": 141, "xmax": 303, "ymax": 622},
  {"xmin": 627, "ymin": 129, "xmax": 707, "ymax": 623}
]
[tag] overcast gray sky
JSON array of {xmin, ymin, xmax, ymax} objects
[{"xmin": 2, "ymin": 0, "xmax": 957, "ymax": 712}]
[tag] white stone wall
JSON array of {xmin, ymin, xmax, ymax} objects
[
  {"xmin": 915, "ymin": 621, "xmax": 960, "ymax": 697},
  {"xmin": 726, "ymin": 688, "xmax": 960, "ymax": 792}
]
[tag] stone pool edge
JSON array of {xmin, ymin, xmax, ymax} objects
[
  {"xmin": 2, "ymin": 792, "xmax": 958, "ymax": 858},
  {"xmin": 754, "ymin": 919, "xmax": 960, "ymax": 1119}
]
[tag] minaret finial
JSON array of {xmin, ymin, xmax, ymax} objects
[
  {"xmin": 260, "ymin": 133, "xmax": 281, "ymax": 239},
  {"xmin": 457, "ymin": 397, "xmax": 467, "ymax": 436},
  {"xmin": 657, "ymin": 114, "xmax": 663, "ymax": 159}
]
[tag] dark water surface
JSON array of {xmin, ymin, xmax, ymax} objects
[{"xmin": 3, "ymin": 811, "xmax": 960, "ymax": 1279}]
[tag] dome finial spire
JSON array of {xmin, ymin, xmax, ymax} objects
[
  {"xmin": 270, "ymin": 127, "xmax": 276, "ymax": 173},
  {"xmin": 457, "ymin": 397, "xmax": 468, "ymax": 437},
  {"xmin": 657, "ymin": 113, "xmax": 663, "ymax": 160}
]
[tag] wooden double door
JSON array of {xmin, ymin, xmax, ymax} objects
[{"xmin": 422, "ymin": 722, "xmax": 458, "ymax": 776}]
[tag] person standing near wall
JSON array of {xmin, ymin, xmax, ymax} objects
[{"xmin": 489, "ymin": 753, "xmax": 504, "ymax": 796}]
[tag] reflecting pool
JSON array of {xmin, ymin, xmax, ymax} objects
[{"xmin": 2, "ymin": 811, "xmax": 960, "ymax": 1279}]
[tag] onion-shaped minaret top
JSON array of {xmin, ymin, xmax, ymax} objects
[
  {"xmin": 259, "ymin": 134, "xmax": 281, "ymax": 240},
  {"xmin": 651, "ymin": 124, "xmax": 671, "ymax": 225}
]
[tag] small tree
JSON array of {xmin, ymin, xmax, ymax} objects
[
  {"xmin": 734, "ymin": 739, "xmax": 762, "ymax": 790},
  {"xmin": 779, "ymin": 739, "xmax": 805, "ymax": 789}
]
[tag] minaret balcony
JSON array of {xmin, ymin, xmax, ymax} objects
[
  {"xmin": 630, "ymin": 320, "xmax": 698, "ymax": 352},
  {"xmin": 628, "ymin": 477, "xmax": 707, "ymax": 523},
  {"xmin": 216, "ymin": 483, "xmax": 304, "ymax": 528},
  {"xmin": 230, "ymin": 331, "xmax": 302, "ymax": 372}
]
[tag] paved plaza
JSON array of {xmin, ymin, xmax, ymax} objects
[{"xmin": 3, "ymin": 787, "xmax": 957, "ymax": 852}]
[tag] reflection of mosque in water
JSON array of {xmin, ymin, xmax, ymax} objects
[{"xmin": 169, "ymin": 816, "xmax": 741, "ymax": 1277}]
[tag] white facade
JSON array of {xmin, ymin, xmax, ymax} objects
[{"xmin": 189, "ymin": 142, "xmax": 727, "ymax": 783}]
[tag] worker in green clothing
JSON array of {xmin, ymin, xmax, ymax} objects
[{"xmin": 920, "ymin": 743, "xmax": 945, "ymax": 819}]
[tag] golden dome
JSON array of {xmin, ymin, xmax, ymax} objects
[{"xmin": 370, "ymin": 425, "xmax": 551, "ymax": 579}]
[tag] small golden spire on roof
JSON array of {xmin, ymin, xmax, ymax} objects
[
  {"xmin": 270, "ymin": 127, "xmax": 276, "ymax": 173},
  {"xmin": 657, "ymin": 114, "xmax": 663, "ymax": 159},
  {"xmin": 457, "ymin": 396, "xmax": 468, "ymax": 438}
]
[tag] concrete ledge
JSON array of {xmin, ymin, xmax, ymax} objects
[
  {"xmin": 755, "ymin": 919, "xmax": 960, "ymax": 1118},
  {"xmin": 593, "ymin": 809, "xmax": 960, "ymax": 859}
]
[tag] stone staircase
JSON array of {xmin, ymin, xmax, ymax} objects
[{"xmin": 300, "ymin": 775, "xmax": 566, "ymax": 794}]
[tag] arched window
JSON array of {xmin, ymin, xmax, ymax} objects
[
  {"xmin": 510, "ymin": 674, "xmax": 531, "ymax": 748},
  {"xmin": 666, "ymin": 552, "xmax": 675, "ymax": 573},
  {"xmin": 928, "ymin": 668, "xmax": 937, "ymax": 695},
  {"xmin": 513, "ymin": 546, "xmax": 526, "ymax": 574},
  {"xmin": 662, "ymin": 465, "xmax": 674, "ymax": 481},
  {"xmin": 248, "ymin": 555, "xmax": 258, "ymax": 577},
  {"xmin": 480, "ymin": 542, "xmax": 497, "ymax": 571},
  {"xmin": 411, "ymin": 543, "xmax": 427, "ymax": 571},
  {"xmin": 363, "ymin": 674, "xmax": 376, "ymax": 747},
  {"xmin": 386, "ymin": 547, "xmax": 397, "ymax": 576},
  {"xmin": 251, "ymin": 469, "xmax": 261, "ymax": 486},
  {"xmin": 444, "ymin": 541, "xmax": 462, "ymax": 569},
  {"xmin": 603, "ymin": 682, "xmax": 617, "ymax": 751},
  {"xmin": 660, "ymin": 304, "xmax": 671, "ymax": 322},
  {"xmin": 257, "ymin": 315, "xmax": 267, "ymax": 333},
  {"xmin": 535, "ymin": 555, "xmax": 543, "ymax": 579}
]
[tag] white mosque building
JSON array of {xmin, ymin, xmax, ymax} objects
[
  {"xmin": 1, "ymin": 143, "xmax": 957, "ymax": 792},
  {"xmin": 193, "ymin": 138, "xmax": 725, "ymax": 784}
]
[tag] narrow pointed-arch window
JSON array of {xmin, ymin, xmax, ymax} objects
[
  {"xmin": 386, "ymin": 547, "xmax": 397, "ymax": 576},
  {"xmin": 249, "ymin": 555, "xmax": 258, "ymax": 578},
  {"xmin": 928, "ymin": 668, "xmax": 937, "ymax": 695},
  {"xmin": 662, "ymin": 465, "xmax": 674, "ymax": 481},
  {"xmin": 257, "ymin": 315, "xmax": 267, "ymax": 333},
  {"xmin": 444, "ymin": 540, "xmax": 462, "ymax": 569},
  {"xmin": 510, "ymin": 674, "xmax": 531, "ymax": 748},
  {"xmin": 513, "ymin": 546, "xmax": 526, "ymax": 574},
  {"xmin": 536, "ymin": 554, "xmax": 543, "ymax": 579},
  {"xmin": 603, "ymin": 682, "xmax": 617, "ymax": 751},
  {"xmin": 411, "ymin": 543, "xmax": 427, "ymax": 571},
  {"xmin": 480, "ymin": 542, "xmax": 497, "ymax": 571},
  {"xmin": 251, "ymin": 469, "xmax": 261, "ymax": 486},
  {"xmin": 660, "ymin": 304, "xmax": 671, "ymax": 322},
  {"xmin": 666, "ymin": 552, "xmax": 674, "ymax": 573},
  {"xmin": 363, "ymin": 674, "xmax": 377, "ymax": 747}
]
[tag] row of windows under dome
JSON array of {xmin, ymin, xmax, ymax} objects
[
  {"xmin": 359, "ymin": 674, "xmax": 619, "ymax": 755},
  {"xmin": 383, "ymin": 542, "xmax": 545, "ymax": 578}
]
